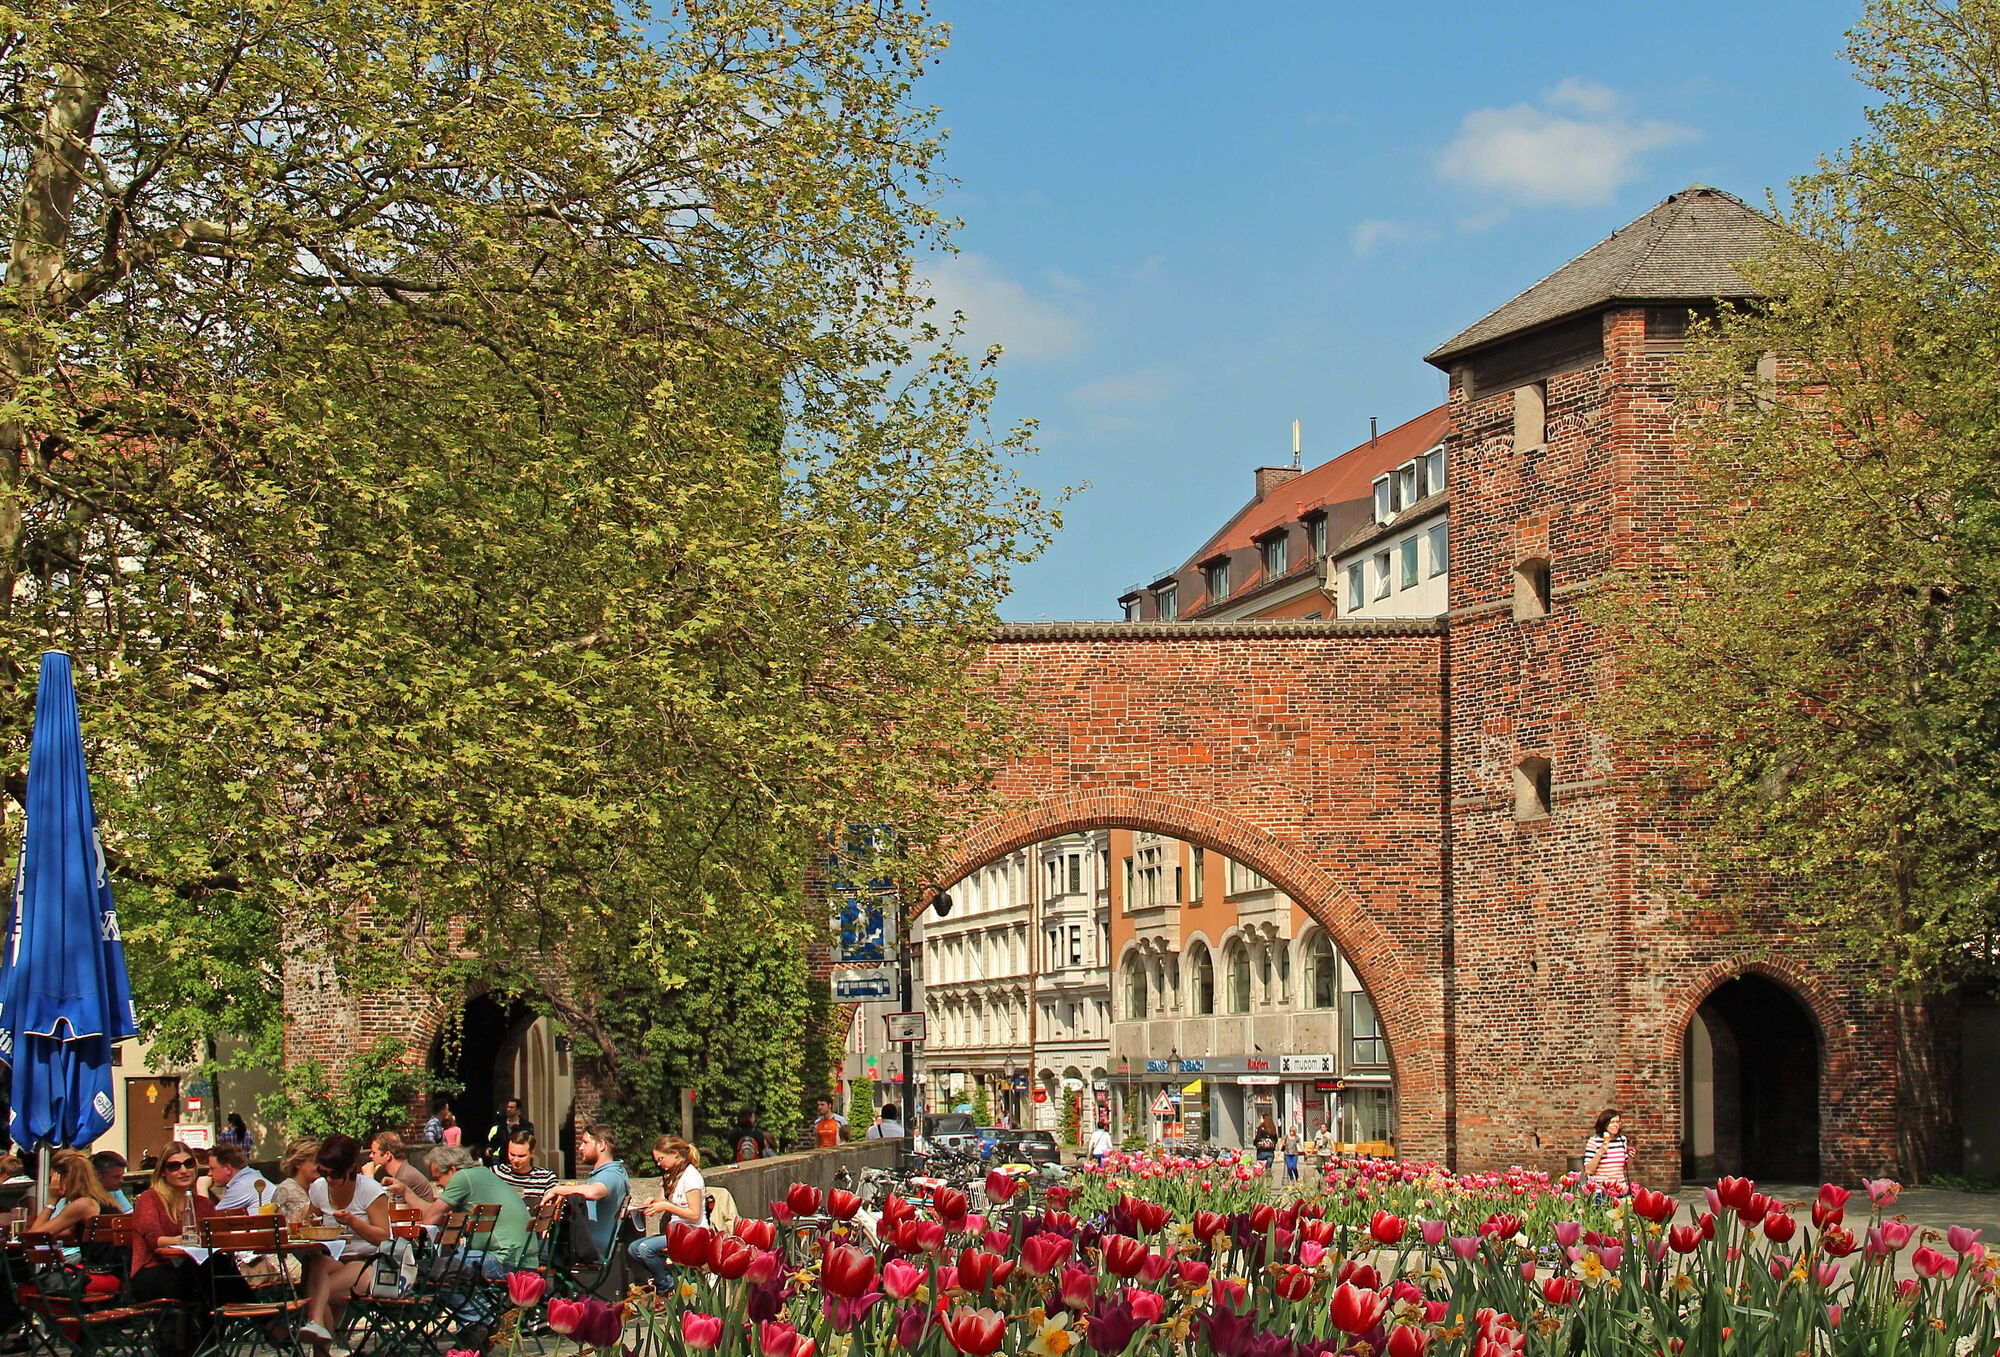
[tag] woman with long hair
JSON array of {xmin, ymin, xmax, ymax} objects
[
  {"xmin": 27, "ymin": 1150, "xmax": 115, "ymax": 1246},
  {"xmin": 627, "ymin": 1136, "xmax": 705, "ymax": 1291},
  {"xmin": 298, "ymin": 1133, "xmax": 392, "ymax": 1350},
  {"xmin": 127, "ymin": 1141, "xmax": 255, "ymax": 1357},
  {"xmin": 270, "ymin": 1138, "xmax": 321, "ymax": 1222}
]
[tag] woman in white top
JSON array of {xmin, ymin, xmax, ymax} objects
[
  {"xmin": 298, "ymin": 1134, "xmax": 393, "ymax": 1350},
  {"xmin": 1582, "ymin": 1108, "xmax": 1632, "ymax": 1190},
  {"xmin": 628, "ymin": 1136, "xmax": 705, "ymax": 1291}
]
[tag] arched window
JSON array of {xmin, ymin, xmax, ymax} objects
[
  {"xmin": 1309, "ymin": 934, "xmax": 1338, "ymax": 1009},
  {"xmin": 1226, "ymin": 942, "xmax": 1252, "ymax": 1013},
  {"xmin": 1125, "ymin": 957, "xmax": 1149, "ymax": 1020},
  {"xmin": 1189, "ymin": 944, "xmax": 1216, "ymax": 1016}
]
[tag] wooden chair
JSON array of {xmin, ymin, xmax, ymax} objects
[
  {"xmin": 196, "ymin": 1215, "xmax": 307, "ymax": 1357},
  {"xmin": 4, "ymin": 1233, "xmax": 167, "ymax": 1357}
]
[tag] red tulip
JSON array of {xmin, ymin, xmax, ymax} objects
[
  {"xmin": 1632, "ymin": 1188, "xmax": 1677, "ymax": 1224},
  {"xmin": 787, "ymin": 1183, "xmax": 824, "ymax": 1217},
  {"xmin": 546, "ymin": 1298, "xmax": 585, "ymax": 1336},
  {"xmin": 1058, "ymin": 1265, "xmax": 1096, "ymax": 1312},
  {"xmin": 1542, "ymin": 1277, "xmax": 1581, "ymax": 1306},
  {"xmin": 828, "ymin": 1190, "xmax": 861, "ymax": 1221},
  {"xmin": 982, "ymin": 1229, "xmax": 1012, "ymax": 1256},
  {"xmin": 1762, "ymin": 1210, "xmax": 1797, "ymax": 1245},
  {"xmin": 1386, "ymin": 1326, "xmax": 1428, "ymax": 1357},
  {"xmin": 1103, "ymin": 1234, "xmax": 1150, "ymax": 1279},
  {"xmin": 1193, "ymin": 1210, "xmax": 1228, "ymax": 1243},
  {"xmin": 1336, "ymin": 1261, "xmax": 1380, "ymax": 1291},
  {"xmin": 759, "ymin": 1320, "xmax": 801, "ymax": 1357},
  {"xmin": 1369, "ymin": 1210, "xmax": 1406, "ymax": 1245},
  {"xmin": 710, "ymin": 1235, "xmax": 753, "ymax": 1281},
  {"xmin": 1125, "ymin": 1287, "xmax": 1164, "ymax": 1323},
  {"xmin": 1174, "ymin": 1259, "xmax": 1209, "ymax": 1290},
  {"xmin": 1811, "ymin": 1196, "xmax": 1844, "ymax": 1230},
  {"xmin": 823, "ymin": 1244, "xmax": 878, "ymax": 1299},
  {"xmin": 794, "ymin": 1342, "xmax": 818, "ymax": 1357},
  {"xmin": 1275, "ymin": 1266, "xmax": 1315, "ymax": 1302},
  {"xmin": 1821, "ymin": 1225, "xmax": 1857, "ymax": 1258},
  {"xmin": 1714, "ymin": 1177, "xmax": 1754, "ymax": 1213},
  {"xmin": 932, "ymin": 1188, "xmax": 970, "ymax": 1230},
  {"xmin": 1130, "ymin": 1199, "xmax": 1170, "ymax": 1236},
  {"xmin": 1020, "ymin": 1233, "xmax": 1073, "ymax": 1278},
  {"xmin": 956, "ymin": 1247, "xmax": 1015, "ymax": 1293},
  {"xmin": 1212, "ymin": 1276, "xmax": 1247, "ymax": 1309},
  {"xmin": 735, "ymin": 1218, "xmax": 777, "ymax": 1251},
  {"xmin": 1301, "ymin": 1219, "xmax": 1336, "ymax": 1247},
  {"xmin": 1249, "ymin": 1203, "xmax": 1276, "ymax": 1233},
  {"xmin": 1739, "ymin": 1191, "xmax": 1770, "ymax": 1224},
  {"xmin": 682, "ymin": 1312, "xmax": 724, "ymax": 1351},
  {"xmin": 1329, "ymin": 1282, "xmax": 1387, "ymax": 1336},
  {"xmin": 667, "ymin": 1223, "xmax": 714, "ymax": 1269},
  {"xmin": 505, "ymin": 1271, "xmax": 546, "ymax": 1307},
  {"xmin": 881, "ymin": 1194, "xmax": 917, "ymax": 1230},
  {"xmin": 1481, "ymin": 1213, "xmax": 1523, "ymax": 1240},
  {"xmin": 1667, "ymin": 1225, "xmax": 1702, "ymax": 1255},
  {"xmin": 984, "ymin": 1171, "xmax": 1018, "ymax": 1204},
  {"xmin": 745, "ymin": 1248, "xmax": 783, "ymax": 1285},
  {"xmin": 1138, "ymin": 1250, "xmax": 1171, "ymax": 1283},
  {"xmin": 942, "ymin": 1307, "xmax": 1006, "ymax": 1356}
]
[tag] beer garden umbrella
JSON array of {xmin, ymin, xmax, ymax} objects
[{"xmin": 0, "ymin": 652, "xmax": 140, "ymax": 1160}]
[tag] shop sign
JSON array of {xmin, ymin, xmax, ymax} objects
[
  {"xmin": 1244, "ymin": 1057, "xmax": 1273, "ymax": 1073},
  {"xmin": 1236, "ymin": 1074, "xmax": 1281, "ymax": 1087},
  {"xmin": 1281, "ymin": 1054, "xmax": 1338, "ymax": 1075},
  {"xmin": 1315, "ymin": 1079, "xmax": 1347, "ymax": 1093},
  {"xmin": 1033, "ymin": 1088, "xmax": 1049, "ymax": 1104},
  {"xmin": 1144, "ymin": 1058, "xmax": 1206, "ymax": 1074}
]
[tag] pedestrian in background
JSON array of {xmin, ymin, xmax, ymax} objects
[
  {"xmin": 1252, "ymin": 1116, "xmax": 1277, "ymax": 1173},
  {"xmin": 1583, "ymin": 1108, "xmax": 1631, "ymax": 1190},
  {"xmin": 1282, "ymin": 1125, "xmax": 1301, "ymax": 1181},
  {"xmin": 219, "ymin": 1112, "xmax": 254, "ymax": 1154}
]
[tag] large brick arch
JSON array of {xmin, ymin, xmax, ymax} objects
[
  {"xmin": 936, "ymin": 784, "xmax": 1445, "ymax": 1148},
  {"xmin": 930, "ymin": 621, "xmax": 1454, "ymax": 1162}
]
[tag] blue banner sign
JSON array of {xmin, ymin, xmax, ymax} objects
[{"xmin": 829, "ymin": 824, "xmax": 897, "ymax": 966}]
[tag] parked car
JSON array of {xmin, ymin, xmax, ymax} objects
[
  {"xmin": 924, "ymin": 1113, "xmax": 980, "ymax": 1153},
  {"xmin": 976, "ymin": 1126, "xmax": 1003, "ymax": 1159},
  {"xmin": 991, "ymin": 1129, "xmax": 1062, "ymax": 1167}
]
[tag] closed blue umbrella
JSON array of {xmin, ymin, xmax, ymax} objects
[{"xmin": 0, "ymin": 652, "xmax": 139, "ymax": 1151}]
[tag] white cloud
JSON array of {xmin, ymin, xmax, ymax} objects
[
  {"xmin": 1350, "ymin": 218, "xmax": 1439, "ymax": 259},
  {"xmin": 1437, "ymin": 80, "xmax": 1695, "ymax": 210},
  {"xmin": 916, "ymin": 253, "xmax": 1084, "ymax": 364}
]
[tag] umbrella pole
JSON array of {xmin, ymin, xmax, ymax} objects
[{"xmin": 36, "ymin": 1144, "xmax": 48, "ymax": 1219}]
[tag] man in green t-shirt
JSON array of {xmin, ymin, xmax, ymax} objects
[{"xmin": 416, "ymin": 1144, "xmax": 535, "ymax": 1347}]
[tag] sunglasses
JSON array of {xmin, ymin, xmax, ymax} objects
[{"xmin": 163, "ymin": 1158, "xmax": 198, "ymax": 1171}]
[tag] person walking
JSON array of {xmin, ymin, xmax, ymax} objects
[
  {"xmin": 1088, "ymin": 1120, "xmax": 1114, "ymax": 1166},
  {"xmin": 1252, "ymin": 1116, "xmax": 1278, "ymax": 1175},
  {"xmin": 1281, "ymin": 1125, "xmax": 1301, "ymax": 1182}
]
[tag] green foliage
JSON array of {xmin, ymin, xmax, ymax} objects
[
  {"xmin": 264, "ymin": 1038, "xmax": 439, "ymax": 1142},
  {"xmin": 846, "ymin": 1078, "xmax": 877, "ymax": 1143},
  {"xmin": 1059, "ymin": 1090, "xmax": 1082, "ymax": 1148},
  {"xmin": 968, "ymin": 1082, "xmax": 991, "ymax": 1128},
  {"xmin": 0, "ymin": 0, "xmax": 1054, "ymax": 1069},
  {"xmin": 1598, "ymin": 0, "xmax": 2000, "ymax": 991}
]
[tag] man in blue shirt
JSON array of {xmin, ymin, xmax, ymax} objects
[{"xmin": 543, "ymin": 1123, "xmax": 628, "ymax": 1262}]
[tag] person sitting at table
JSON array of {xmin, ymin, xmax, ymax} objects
[
  {"xmin": 208, "ymin": 1144, "xmax": 276, "ymax": 1213},
  {"xmin": 27, "ymin": 1150, "xmax": 119, "ymax": 1275},
  {"xmin": 491, "ymin": 1130, "xmax": 557, "ymax": 1211},
  {"xmin": 270, "ymin": 1139, "xmax": 320, "ymax": 1223},
  {"xmin": 89, "ymin": 1151, "xmax": 132, "ymax": 1212},
  {"xmin": 128, "ymin": 1141, "xmax": 258, "ymax": 1357},
  {"xmin": 411, "ymin": 1145, "xmax": 534, "ymax": 1351},
  {"xmin": 297, "ymin": 1133, "xmax": 392, "ymax": 1351},
  {"xmin": 364, "ymin": 1132, "xmax": 436, "ymax": 1205}
]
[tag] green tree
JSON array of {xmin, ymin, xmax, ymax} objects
[
  {"xmin": 0, "ymin": 0, "xmax": 1051, "ymax": 1080},
  {"xmin": 846, "ymin": 1077, "xmax": 877, "ymax": 1144},
  {"xmin": 969, "ymin": 1082, "xmax": 991, "ymax": 1128},
  {"xmin": 1601, "ymin": 0, "xmax": 2000, "ymax": 992}
]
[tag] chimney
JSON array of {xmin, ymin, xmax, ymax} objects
[{"xmin": 1254, "ymin": 465, "xmax": 1300, "ymax": 499}]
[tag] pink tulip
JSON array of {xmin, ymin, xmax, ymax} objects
[
  {"xmin": 882, "ymin": 1259, "xmax": 926, "ymax": 1300},
  {"xmin": 1300, "ymin": 1240, "xmax": 1327, "ymax": 1268},
  {"xmin": 1912, "ymin": 1246, "xmax": 1957, "ymax": 1280},
  {"xmin": 1864, "ymin": 1178, "xmax": 1901, "ymax": 1208},
  {"xmin": 1949, "ymin": 1225, "xmax": 1983, "ymax": 1255},
  {"xmin": 1420, "ymin": 1219, "xmax": 1447, "ymax": 1247},
  {"xmin": 759, "ymin": 1320, "xmax": 801, "ymax": 1357},
  {"xmin": 682, "ymin": 1313, "xmax": 724, "ymax": 1351},
  {"xmin": 745, "ymin": 1249, "xmax": 783, "ymax": 1285},
  {"xmin": 1595, "ymin": 1244, "xmax": 1623, "ymax": 1272},
  {"xmin": 546, "ymin": 1299, "xmax": 585, "ymax": 1337},
  {"xmin": 1552, "ymin": 1221, "xmax": 1581, "ymax": 1248},
  {"xmin": 1125, "ymin": 1287, "xmax": 1164, "ymax": 1323},
  {"xmin": 1814, "ymin": 1262, "xmax": 1841, "ymax": 1289},
  {"xmin": 1450, "ymin": 1236, "xmax": 1480, "ymax": 1261},
  {"xmin": 505, "ymin": 1271, "xmax": 546, "ymax": 1308},
  {"xmin": 1827, "ymin": 1304, "xmax": 1842, "ymax": 1328}
]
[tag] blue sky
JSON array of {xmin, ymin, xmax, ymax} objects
[{"xmin": 911, "ymin": 2, "xmax": 1873, "ymax": 619}]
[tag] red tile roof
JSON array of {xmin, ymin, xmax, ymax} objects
[{"xmin": 1179, "ymin": 405, "xmax": 1448, "ymax": 566}]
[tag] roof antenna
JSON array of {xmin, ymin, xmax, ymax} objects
[
  {"xmin": 1371, "ymin": 416, "xmax": 1378, "ymax": 446},
  {"xmin": 1291, "ymin": 419, "xmax": 1301, "ymax": 470}
]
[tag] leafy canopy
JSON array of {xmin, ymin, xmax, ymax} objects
[
  {"xmin": 1600, "ymin": 0, "xmax": 2000, "ymax": 989},
  {"xmin": 0, "ymin": 0, "xmax": 1052, "ymax": 1081}
]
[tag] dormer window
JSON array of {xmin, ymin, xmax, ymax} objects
[
  {"xmin": 1121, "ymin": 598, "xmax": 1141, "ymax": 621},
  {"xmin": 1260, "ymin": 534, "xmax": 1288, "ymax": 578},
  {"xmin": 1425, "ymin": 447, "xmax": 1446, "ymax": 497},
  {"xmin": 1305, "ymin": 513, "xmax": 1328, "ymax": 560},
  {"xmin": 1156, "ymin": 583, "xmax": 1179, "ymax": 620},
  {"xmin": 1203, "ymin": 559, "xmax": 1230, "ymax": 600},
  {"xmin": 1398, "ymin": 462, "xmax": 1419, "ymax": 509}
]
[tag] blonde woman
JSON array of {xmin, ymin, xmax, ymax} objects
[
  {"xmin": 28, "ymin": 1150, "xmax": 116, "ymax": 1248},
  {"xmin": 627, "ymin": 1136, "xmax": 704, "ymax": 1290},
  {"xmin": 128, "ymin": 1142, "xmax": 255, "ymax": 1357},
  {"xmin": 271, "ymin": 1138, "xmax": 321, "ymax": 1222}
]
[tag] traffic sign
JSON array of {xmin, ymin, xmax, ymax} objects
[
  {"xmin": 1149, "ymin": 1091, "xmax": 1174, "ymax": 1117},
  {"xmin": 884, "ymin": 1012, "xmax": 926, "ymax": 1043},
  {"xmin": 834, "ymin": 975, "xmax": 895, "ymax": 1000}
]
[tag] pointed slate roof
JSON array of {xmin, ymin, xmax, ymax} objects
[{"xmin": 1425, "ymin": 185, "xmax": 1777, "ymax": 366}]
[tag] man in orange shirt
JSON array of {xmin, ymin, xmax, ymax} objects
[{"xmin": 814, "ymin": 1096, "xmax": 844, "ymax": 1148}]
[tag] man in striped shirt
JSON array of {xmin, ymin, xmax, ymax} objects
[{"xmin": 493, "ymin": 1130, "xmax": 558, "ymax": 1210}]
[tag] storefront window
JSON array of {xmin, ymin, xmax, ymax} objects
[{"xmin": 1345, "ymin": 1088, "xmax": 1395, "ymax": 1144}]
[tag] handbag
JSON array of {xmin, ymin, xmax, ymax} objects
[{"xmin": 367, "ymin": 1238, "xmax": 419, "ymax": 1298}]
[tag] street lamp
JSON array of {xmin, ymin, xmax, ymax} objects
[{"xmin": 899, "ymin": 885, "xmax": 951, "ymax": 1127}]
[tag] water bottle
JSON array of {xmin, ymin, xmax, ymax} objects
[{"xmin": 181, "ymin": 1196, "xmax": 199, "ymax": 1246}]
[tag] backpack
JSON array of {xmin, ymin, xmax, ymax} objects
[
  {"xmin": 551, "ymin": 1195, "xmax": 604, "ymax": 1268},
  {"xmin": 734, "ymin": 1131, "xmax": 761, "ymax": 1163}
]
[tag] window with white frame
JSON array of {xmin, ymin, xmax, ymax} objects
[
  {"xmin": 1398, "ymin": 536, "xmax": 1419, "ymax": 589},
  {"xmin": 1372, "ymin": 551, "xmax": 1391, "ymax": 599},
  {"xmin": 1068, "ymin": 925, "xmax": 1082, "ymax": 967},
  {"xmin": 1261, "ymin": 534, "xmax": 1288, "ymax": 578},
  {"xmin": 1372, "ymin": 477, "xmax": 1392, "ymax": 523},
  {"xmin": 1398, "ymin": 462, "xmax": 1418, "ymax": 508},
  {"xmin": 1156, "ymin": 584, "xmax": 1178, "ymax": 620},
  {"xmin": 1347, "ymin": 565, "xmax": 1365, "ymax": 614},
  {"xmin": 1067, "ymin": 855, "xmax": 1081, "ymax": 894},
  {"xmin": 1203, "ymin": 560, "xmax": 1229, "ymax": 600},
  {"xmin": 1425, "ymin": 447, "xmax": 1446, "ymax": 497},
  {"xmin": 1349, "ymin": 991, "xmax": 1388, "ymax": 1067},
  {"xmin": 1428, "ymin": 522, "xmax": 1448, "ymax": 577},
  {"xmin": 1122, "ymin": 598, "xmax": 1141, "ymax": 621},
  {"xmin": 1191, "ymin": 846, "xmax": 1205, "ymax": 903}
]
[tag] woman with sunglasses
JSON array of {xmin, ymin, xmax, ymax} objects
[
  {"xmin": 127, "ymin": 1141, "xmax": 255, "ymax": 1356},
  {"xmin": 298, "ymin": 1133, "xmax": 392, "ymax": 1350}
]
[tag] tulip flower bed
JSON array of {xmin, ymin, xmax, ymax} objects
[{"xmin": 474, "ymin": 1170, "xmax": 2000, "ymax": 1357}]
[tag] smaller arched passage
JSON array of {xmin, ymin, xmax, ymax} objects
[
  {"xmin": 1675, "ymin": 967, "xmax": 1826, "ymax": 1183},
  {"xmin": 938, "ymin": 788, "xmax": 1446, "ymax": 1162}
]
